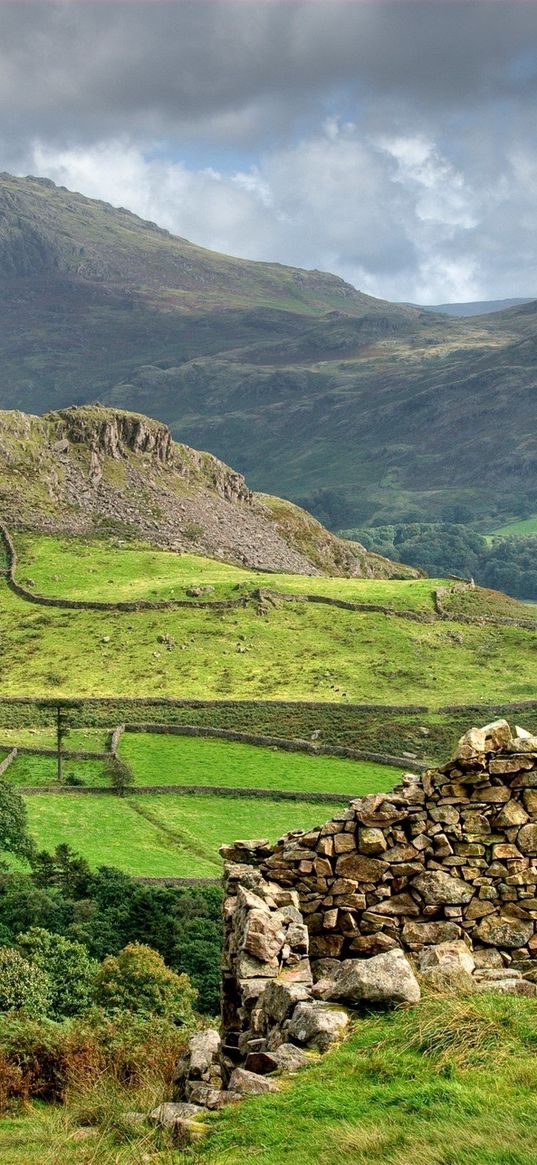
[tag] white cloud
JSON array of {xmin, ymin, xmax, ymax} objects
[{"xmin": 25, "ymin": 114, "xmax": 537, "ymax": 304}]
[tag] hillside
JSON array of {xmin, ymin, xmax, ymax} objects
[
  {"xmin": 0, "ymin": 403, "xmax": 411, "ymax": 577},
  {"xmin": 2, "ymin": 174, "xmax": 537, "ymax": 527}
]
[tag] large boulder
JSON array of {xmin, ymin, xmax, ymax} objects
[
  {"xmin": 286, "ymin": 1001, "xmax": 350, "ymax": 1051},
  {"xmin": 313, "ymin": 949, "xmax": 421, "ymax": 1006}
]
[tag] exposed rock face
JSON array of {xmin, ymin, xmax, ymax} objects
[{"xmin": 0, "ymin": 404, "xmax": 413, "ymax": 576}]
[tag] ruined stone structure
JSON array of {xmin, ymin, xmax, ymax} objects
[{"xmin": 217, "ymin": 720, "xmax": 537, "ymax": 1071}]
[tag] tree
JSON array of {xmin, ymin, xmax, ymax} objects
[
  {"xmin": 105, "ymin": 757, "xmax": 134, "ymax": 797},
  {"xmin": 32, "ymin": 843, "xmax": 92, "ymax": 897},
  {"xmin": 17, "ymin": 927, "xmax": 98, "ymax": 1019},
  {"xmin": 0, "ymin": 782, "xmax": 34, "ymax": 868},
  {"xmin": 95, "ymin": 942, "xmax": 197, "ymax": 1024},
  {"xmin": 0, "ymin": 948, "xmax": 51, "ymax": 1017}
]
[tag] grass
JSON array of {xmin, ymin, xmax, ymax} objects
[
  {"xmin": 5, "ymin": 755, "xmax": 110, "ymax": 788},
  {"xmin": 2, "ymin": 536, "xmax": 536, "ymax": 706},
  {"xmin": 3, "ymin": 995, "xmax": 537, "ymax": 1164},
  {"xmin": 0, "ymin": 729, "xmax": 109, "ymax": 751},
  {"xmin": 194, "ymin": 994, "xmax": 537, "ymax": 1165},
  {"xmin": 118, "ymin": 733, "xmax": 400, "ymax": 794},
  {"xmin": 14, "ymin": 534, "xmax": 438, "ymax": 610},
  {"xmin": 22, "ymin": 791, "xmax": 347, "ymax": 877},
  {"xmin": 490, "ymin": 515, "xmax": 537, "ymax": 537}
]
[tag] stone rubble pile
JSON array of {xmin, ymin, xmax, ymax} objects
[{"xmin": 151, "ymin": 721, "xmax": 537, "ymax": 1142}]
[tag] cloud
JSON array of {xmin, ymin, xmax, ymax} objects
[{"xmin": 2, "ymin": 0, "xmax": 537, "ymax": 301}]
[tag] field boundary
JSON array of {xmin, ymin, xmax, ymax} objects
[
  {"xmin": 3, "ymin": 520, "xmax": 536, "ymax": 629},
  {"xmin": 122, "ymin": 722, "xmax": 424, "ymax": 770},
  {"xmin": 19, "ymin": 783, "xmax": 354, "ymax": 802},
  {"xmin": 0, "ymin": 747, "xmax": 17, "ymax": 777}
]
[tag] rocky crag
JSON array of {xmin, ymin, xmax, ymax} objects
[
  {"xmin": 152, "ymin": 721, "xmax": 537, "ymax": 1144},
  {"xmin": 0, "ymin": 404, "xmax": 416, "ymax": 577}
]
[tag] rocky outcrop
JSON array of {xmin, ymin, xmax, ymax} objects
[{"xmin": 0, "ymin": 404, "xmax": 413, "ymax": 576}]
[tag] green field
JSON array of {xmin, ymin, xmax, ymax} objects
[
  {"xmin": 118, "ymin": 733, "xmax": 399, "ymax": 794},
  {"xmin": 0, "ymin": 728, "xmax": 110, "ymax": 751},
  {"xmin": 14, "ymin": 534, "xmax": 438, "ymax": 610},
  {"xmin": 23, "ymin": 791, "xmax": 347, "ymax": 877},
  {"xmin": 5, "ymin": 755, "xmax": 110, "ymax": 788},
  {"xmin": 2, "ymin": 535, "xmax": 536, "ymax": 706},
  {"xmin": 490, "ymin": 515, "xmax": 537, "ymax": 537}
]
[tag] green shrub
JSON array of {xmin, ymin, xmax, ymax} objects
[
  {"xmin": 95, "ymin": 942, "xmax": 197, "ymax": 1023},
  {"xmin": 0, "ymin": 947, "xmax": 51, "ymax": 1017},
  {"xmin": 17, "ymin": 927, "xmax": 98, "ymax": 1019}
]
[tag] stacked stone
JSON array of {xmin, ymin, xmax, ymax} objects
[
  {"xmin": 218, "ymin": 855, "xmax": 356, "ymax": 1080},
  {"xmin": 224, "ymin": 721, "xmax": 537, "ymax": 976}
]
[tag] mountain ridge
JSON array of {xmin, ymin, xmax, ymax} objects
[{"xmin": 1, "ymin": 173, "xmax": 536, "ymax": 527}]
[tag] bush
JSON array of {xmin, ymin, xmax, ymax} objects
[
  {"xmin": 17, "ymin": 927, "xmax": 98, "ymax": 1019},
  {"xmin": 0, "ymin": 947, "xmax": 51, "ymax": 1017},
  {"xmin": 95, "ymin": 942, "xmax": 197, "ymax": 1024},
  {"xmin": 0, "ymin": 1009, "xmax": 190, "ymax": 1105}
]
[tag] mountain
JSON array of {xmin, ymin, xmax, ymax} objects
[
  {"xmin": 412, "ymin": 297, "xmax": 536, "ymax": 317},
  {"xmin": 1, "ymin": 173, "xmax": 537, "ymax": 527},
  {"xmin": 0, "ymin": 403, "xmax": 416, "ymax": 578}
]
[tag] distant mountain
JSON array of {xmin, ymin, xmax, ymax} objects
[
  {"xmin": 414, "ymin": 298, "xmax": 536, "ymax": 317},
  {"xmin": 0, "ymin": 404, "xmax": 417, "ymax": 578},
  {"xmin": 1, "ymin": 173, "xmax": 537, "ymax": 528}
]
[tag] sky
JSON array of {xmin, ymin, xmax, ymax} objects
[{"xmin": 2, "ymin": 0, "xmax": 537, "ymax": 304}]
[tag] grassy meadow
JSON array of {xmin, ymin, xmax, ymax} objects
[
  {"xmin": 490, "ymin": 515, "xmax": 537, "ymax": 537},
  {"xmin": 0, "ymin": 734, "xmax": 396, "ymax": 875},
  {"xmin": 22, "ymin": 790, "xmax": 347, "ymax": 877},
  {"xmin": 118, "ymin": 733, "xmax": 399, "ymax": 794},
  {"xmin": 2, "ymin": 994, "xmax": 537, "ymax": 1164},
  {"xmin": 1, "ymin": 535, "xmax": 536, "ymax": 705}
]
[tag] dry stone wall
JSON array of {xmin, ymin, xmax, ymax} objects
[{"xmin": 219, "ymin": 720, "xmax": 537, "ymax": 1063}]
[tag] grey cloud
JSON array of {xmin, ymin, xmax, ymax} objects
[{"xmin": 1, "ymin": 1, "xmax": 537, "ymax": 151}]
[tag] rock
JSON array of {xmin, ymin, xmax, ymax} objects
[
  {"xmin": 311, "ymin": 958, "xmax": 341, "ymax": 982},
  {"xmin": 401, "ymin": 921, "xmax": 461, "ymax": 946},
  {"xmin": 287, "ymin": 1001, "xmax": 349, "ymax": 1051},
  {"xmin": 313, "ymin": 949, "xmax": 421, "ymax": 1007},
  {"xmin": 262, "ymin": 978, "xmax": 311, "ymax": 1022},
  {"xmin": 335, "ymin": 853, "xmax": 387, "ymax": 881},
  {"xmin": 412, "ymin": 870, "xmax": 473, "ymax": 906},
  {"xmin": 172, "ymin": 1118, "xmax": 209, "ymax": 1147},
  {"xmin": 149, "ymin": 1102, "xmax": 204, "ymax": 1128},
  {"xmin": 494, "ymin": 801, "xmax": 529, "ymax": 828},
  {"xmin": 474, "ymin": 914, "xmax": 534, "ymax": 949},
  {"xmin": 418, "ymin": 940, "xmax": 475, "ymax": 976},
  {"xmin": 186, "ymin": 1083, "xmax": 241, "ymax": 1109},
  {"xmin": 452, "ymin": 726, "xmax": 488, "ymax": 760},
  {"xmin": 228, "ymin": 1068, "xmax": 280, "ymax": 1095},
  {"xmin": 517, "ymin": 824, "xmax": 537, "ymax": 855},
  {"xmin": 473, "ymin": 978, "xmax": 537, "ymax": 997},
  {"xmin": 241, "ymin": 908, "xmax": 286, "ymax": 963},
  {"xmin": 358, "ymin": 827, "xmax": 387, "ymax": 855},
  {"xmin": 187, "ymin": 1028, "xmax": 221, "ymax": 1079},
  {"xmin": 244, "ymin": 1043, "xmax": 310, "ymax": 1074}
]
